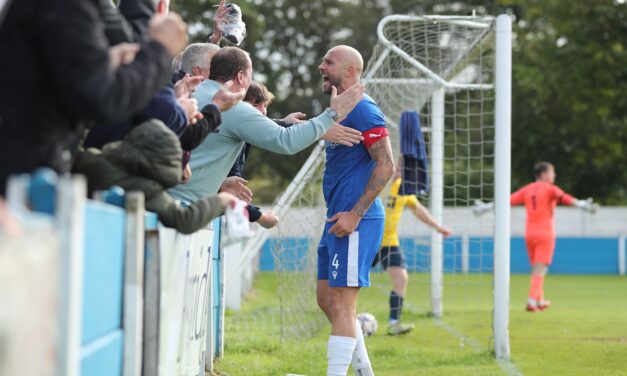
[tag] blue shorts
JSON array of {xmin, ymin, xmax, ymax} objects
[{"xmin": 317, "ymin": 219, "xmax": 384, "ymax": 287}]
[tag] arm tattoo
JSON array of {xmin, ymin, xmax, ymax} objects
[{"xmin": 351, "ymin": 137, "xmax": 395, "ymax": 217}]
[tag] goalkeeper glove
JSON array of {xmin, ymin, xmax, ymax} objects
[
  {"xmin": 472, "ymin": 199, "xmax": 494, "ymax": 216},
  {"xmin": 574, "ymin": 198, "xmax": 598, "ymax": 214}
]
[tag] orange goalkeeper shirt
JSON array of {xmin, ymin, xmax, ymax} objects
[{"xmin": 510, "ymin": 181, "xmax": 575, "ymax": 238}]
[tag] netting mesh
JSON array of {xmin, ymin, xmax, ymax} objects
[
  {"xmin": 226, "ymin": 16, "xmax": 500, "ymax": 351},
  {"xmin": 359, "ymin": 15, "xmax": 497, "ymax": 349},
  {"xmin": 271, "ymin": 151, "xmax": 328, "ymax": 338},
  {"xmin": 223, "ymin": 143, "xmax": 328, "ymax": 341}
]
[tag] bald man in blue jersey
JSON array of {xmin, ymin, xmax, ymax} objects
[{"xmin": 316, "ymin": 45, "xmax": 395, "ymax": 376}]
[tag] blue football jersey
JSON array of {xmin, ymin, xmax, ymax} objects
[{"xmin": 322, "ymin": 94, "xmax": 387, "ymax": 219}]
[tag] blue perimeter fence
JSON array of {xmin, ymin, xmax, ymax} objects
[
  {"xmin": 260, "ymin": 237, "xmax": 627, "ymax": 275},
  {"xmin": 2, "ymin": 170, "xmax": 224, "ymax": 376}
]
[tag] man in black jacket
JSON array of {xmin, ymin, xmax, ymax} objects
[
  {"xmin": 87, "ymin": 2, "xmax": 236, "ymax": 153},
  {"xmin": 0, "ymin": 0, "xmax": 187, "ymax": 195}
]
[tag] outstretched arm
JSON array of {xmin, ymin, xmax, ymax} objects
[
  {"xmin": 232, "ymin": 83, "xmax": 365, "ymax": 155},
  {"xmin": 474, "ymin": 185, "xmax": 524, "ymax": 216},
  {"xmin": 408, "ymin": 201, "xmax": 451, "ymax": 237},
  {"xmin": 510, "ymin": 186, "xmax": 527, "ymax": 206},
  {"xmin": 327, "ymin": 137, "xmax": 395, "ymax": 237},
  {"xmin": 553, "ymin": 185, "xmax": 597, "ymax": 213}
]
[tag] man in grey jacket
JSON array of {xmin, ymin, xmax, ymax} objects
[{"xmin": 170, "ymin": 46, "xmax": 365, "ymax": 202}]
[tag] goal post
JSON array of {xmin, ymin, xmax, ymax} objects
[
  {"xmin": 363, "ymin": 14, "xmax": 512, "ymax": 359},
  {"xmin": 430, "ymin": 87, "xmax": 445, "ymax": 318},
  {"xmin": 493, "ymin": 14, "xmax": 513, "ymax": 360}
]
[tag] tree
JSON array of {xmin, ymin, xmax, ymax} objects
[
  {"xmin": 172, "ymin": 0, "xmax": 627, "ymax": 204},
  {"xmin": 507, "ymin": 1, "xmax": 627, "ymax": 204}
]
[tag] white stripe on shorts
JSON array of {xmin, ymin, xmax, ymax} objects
[{"xmin": 347, "ymin": 231, "xmax": 359, "ymax": 286}]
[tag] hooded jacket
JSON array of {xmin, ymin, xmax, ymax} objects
[{"xmin": 74, "ymin": 119, "xmax": 224, "ymax": 234}]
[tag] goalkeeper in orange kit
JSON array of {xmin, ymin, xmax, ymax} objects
[{"xmin": 474, "ymin": 162, "xmax": 597, "ymax": 312}]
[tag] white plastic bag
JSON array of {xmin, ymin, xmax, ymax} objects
[
  {"xmin": 225, "ymin": 198, "xmax": 250, "ymax": 239},
  {"xmin": 219, "ymin": 3, "xmax": 246, "ymax": 45}
]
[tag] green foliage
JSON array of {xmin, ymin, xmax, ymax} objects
[
  {"xmin": 508, "ymin": 1, "xmax": 627, "ymax": 204},
  {"xmin": 173, "ymin": 0, "xmax": 626, "ymax": 204}
]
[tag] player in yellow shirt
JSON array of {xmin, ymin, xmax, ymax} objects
[{"xmin": 372, "ymin": 172, "xmax": 451, "ymax": 335}]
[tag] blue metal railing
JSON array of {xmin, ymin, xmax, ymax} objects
[{"xmin": 3, "ymin": 169, "xmax": 225, "ymax": 376}]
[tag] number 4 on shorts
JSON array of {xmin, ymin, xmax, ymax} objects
[{"xmin": 332, "ymin": 253, "xmax": 339, "ymax": 269}]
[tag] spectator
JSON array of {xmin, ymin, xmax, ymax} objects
[
  {"xmin": 169, "ymin": 46, "xmax": 366, "ymax": 203},
  {"xmin": 244, "ymin": 80, "xmax": 276, "ymax": 116},
  {"xmin": 86, "ymin": 1, "xmax": 242, "ymax": 150},
  {"xmin": 180, "ymin": 43, "xmax": 221, "ymax": 80},
  {"xmin": 0, "ymin": 0, "xmax": 188, "ymax": 195},
  {"xmin": 85, "ymin": 0, "xmax": 195, "ymax": 148},
  {"xmin": 176, "ymin": 42, "xmax": 240, "ymax": 155},
  {"xmin": 172, "ymin": 0, "xmax": 225, "ymax": 81},
  {"xmin": 73, "ymin": 119, "xmax": 236, "ymax": 234},
  {"xmin": 172, "ymin": 52, "xmax": 183, "ymax": 73},
  {"xmin": 230, "ymin": 81, "xmax": 284, "ymax": 229}
]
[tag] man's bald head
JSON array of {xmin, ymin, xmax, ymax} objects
[
  {"xmin": 328, "ymin": 45, "xmax": 364, "ymax": 75},
  {"xmin": 319, "ymin": 45, "xmax": 364, "ymax": 94}
]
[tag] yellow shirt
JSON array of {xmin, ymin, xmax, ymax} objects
[{"xmin": 381, "ymin": 178, "xmax": 420, "ymax": 247}]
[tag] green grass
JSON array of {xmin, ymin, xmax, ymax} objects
[{"xmin": 213, "ymin": 272, "xmax": 627, "ymax": 376}]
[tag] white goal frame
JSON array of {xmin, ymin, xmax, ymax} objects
[{"xmin": 362, "ymin": 14, "xmax": 512, "ymax": 360}]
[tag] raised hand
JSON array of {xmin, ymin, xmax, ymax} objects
[
  {"xmin": 321, "ymin": 123, "xmax": 363, "ymax": 147},
  {"xmin": 149, "ymin": 13, "xmax": 188, "ymax": 57},
  {"xmin": 438, "ymin": 227, "xmax": 452, "ymax": 238},
  {"xmin": 177, "ymin": 97, "xmax": 203, "ymax": 125},
  {"xmin": 220, "ymin": 176, "xmax": 253, "ymax": 203},
  {"xmin": 174, "ymin": 74, "xmax": 204, "ymax": 99},
  {"xmin": 212, "ymin": 80, "xmax": 246, "ymax": 112},
  {"xmin": 329, "ymin": 82, "xmax": 366, "ymax": 121},
  {"xmin": 209, "ymin": 0, "xmax": 228, "ymax": 44},
  {"xmin": 108, "ymin": 43, "xmax": 140, "ymax": 69},
  {"xmin": 472, "ymin": 199, "xmax": 493, "ymax": 216}
]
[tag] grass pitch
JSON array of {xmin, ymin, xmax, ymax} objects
[{"xmin": 213, "ymin": 272, "xmax": 627, "ymax": 376}]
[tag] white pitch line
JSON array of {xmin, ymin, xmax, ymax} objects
[
  {"xmin": 432, "ymin": 318, "xmax": 523, "ymax": 376},
  {"xmin": 370, "ymin": 282, "xmax": 524, "ymax": 376},
  {"xmin": 496, "ymin": 359, "xmax": 524, "ymax": 376}
]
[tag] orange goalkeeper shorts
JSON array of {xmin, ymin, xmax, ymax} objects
[{"xmin": 525, "ymin": 235, "xmax": 556, "ymax": 265}]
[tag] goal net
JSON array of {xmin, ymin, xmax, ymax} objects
[
  {"xmin": 359, "ymin": 14, "xmax": 510, "ymax": 358},
  {"xmin": 228, "ymin": 14, "xmax": 511, "ymax": 359}
]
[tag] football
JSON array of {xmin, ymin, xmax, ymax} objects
[{"xmin": 357, "ymin": 312, "xmax": 378, "ymax": 337}]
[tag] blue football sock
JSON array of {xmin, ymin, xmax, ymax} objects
[{"xmin": 390, "ymin": 291, "xmax": 403, "ymax": 322}]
